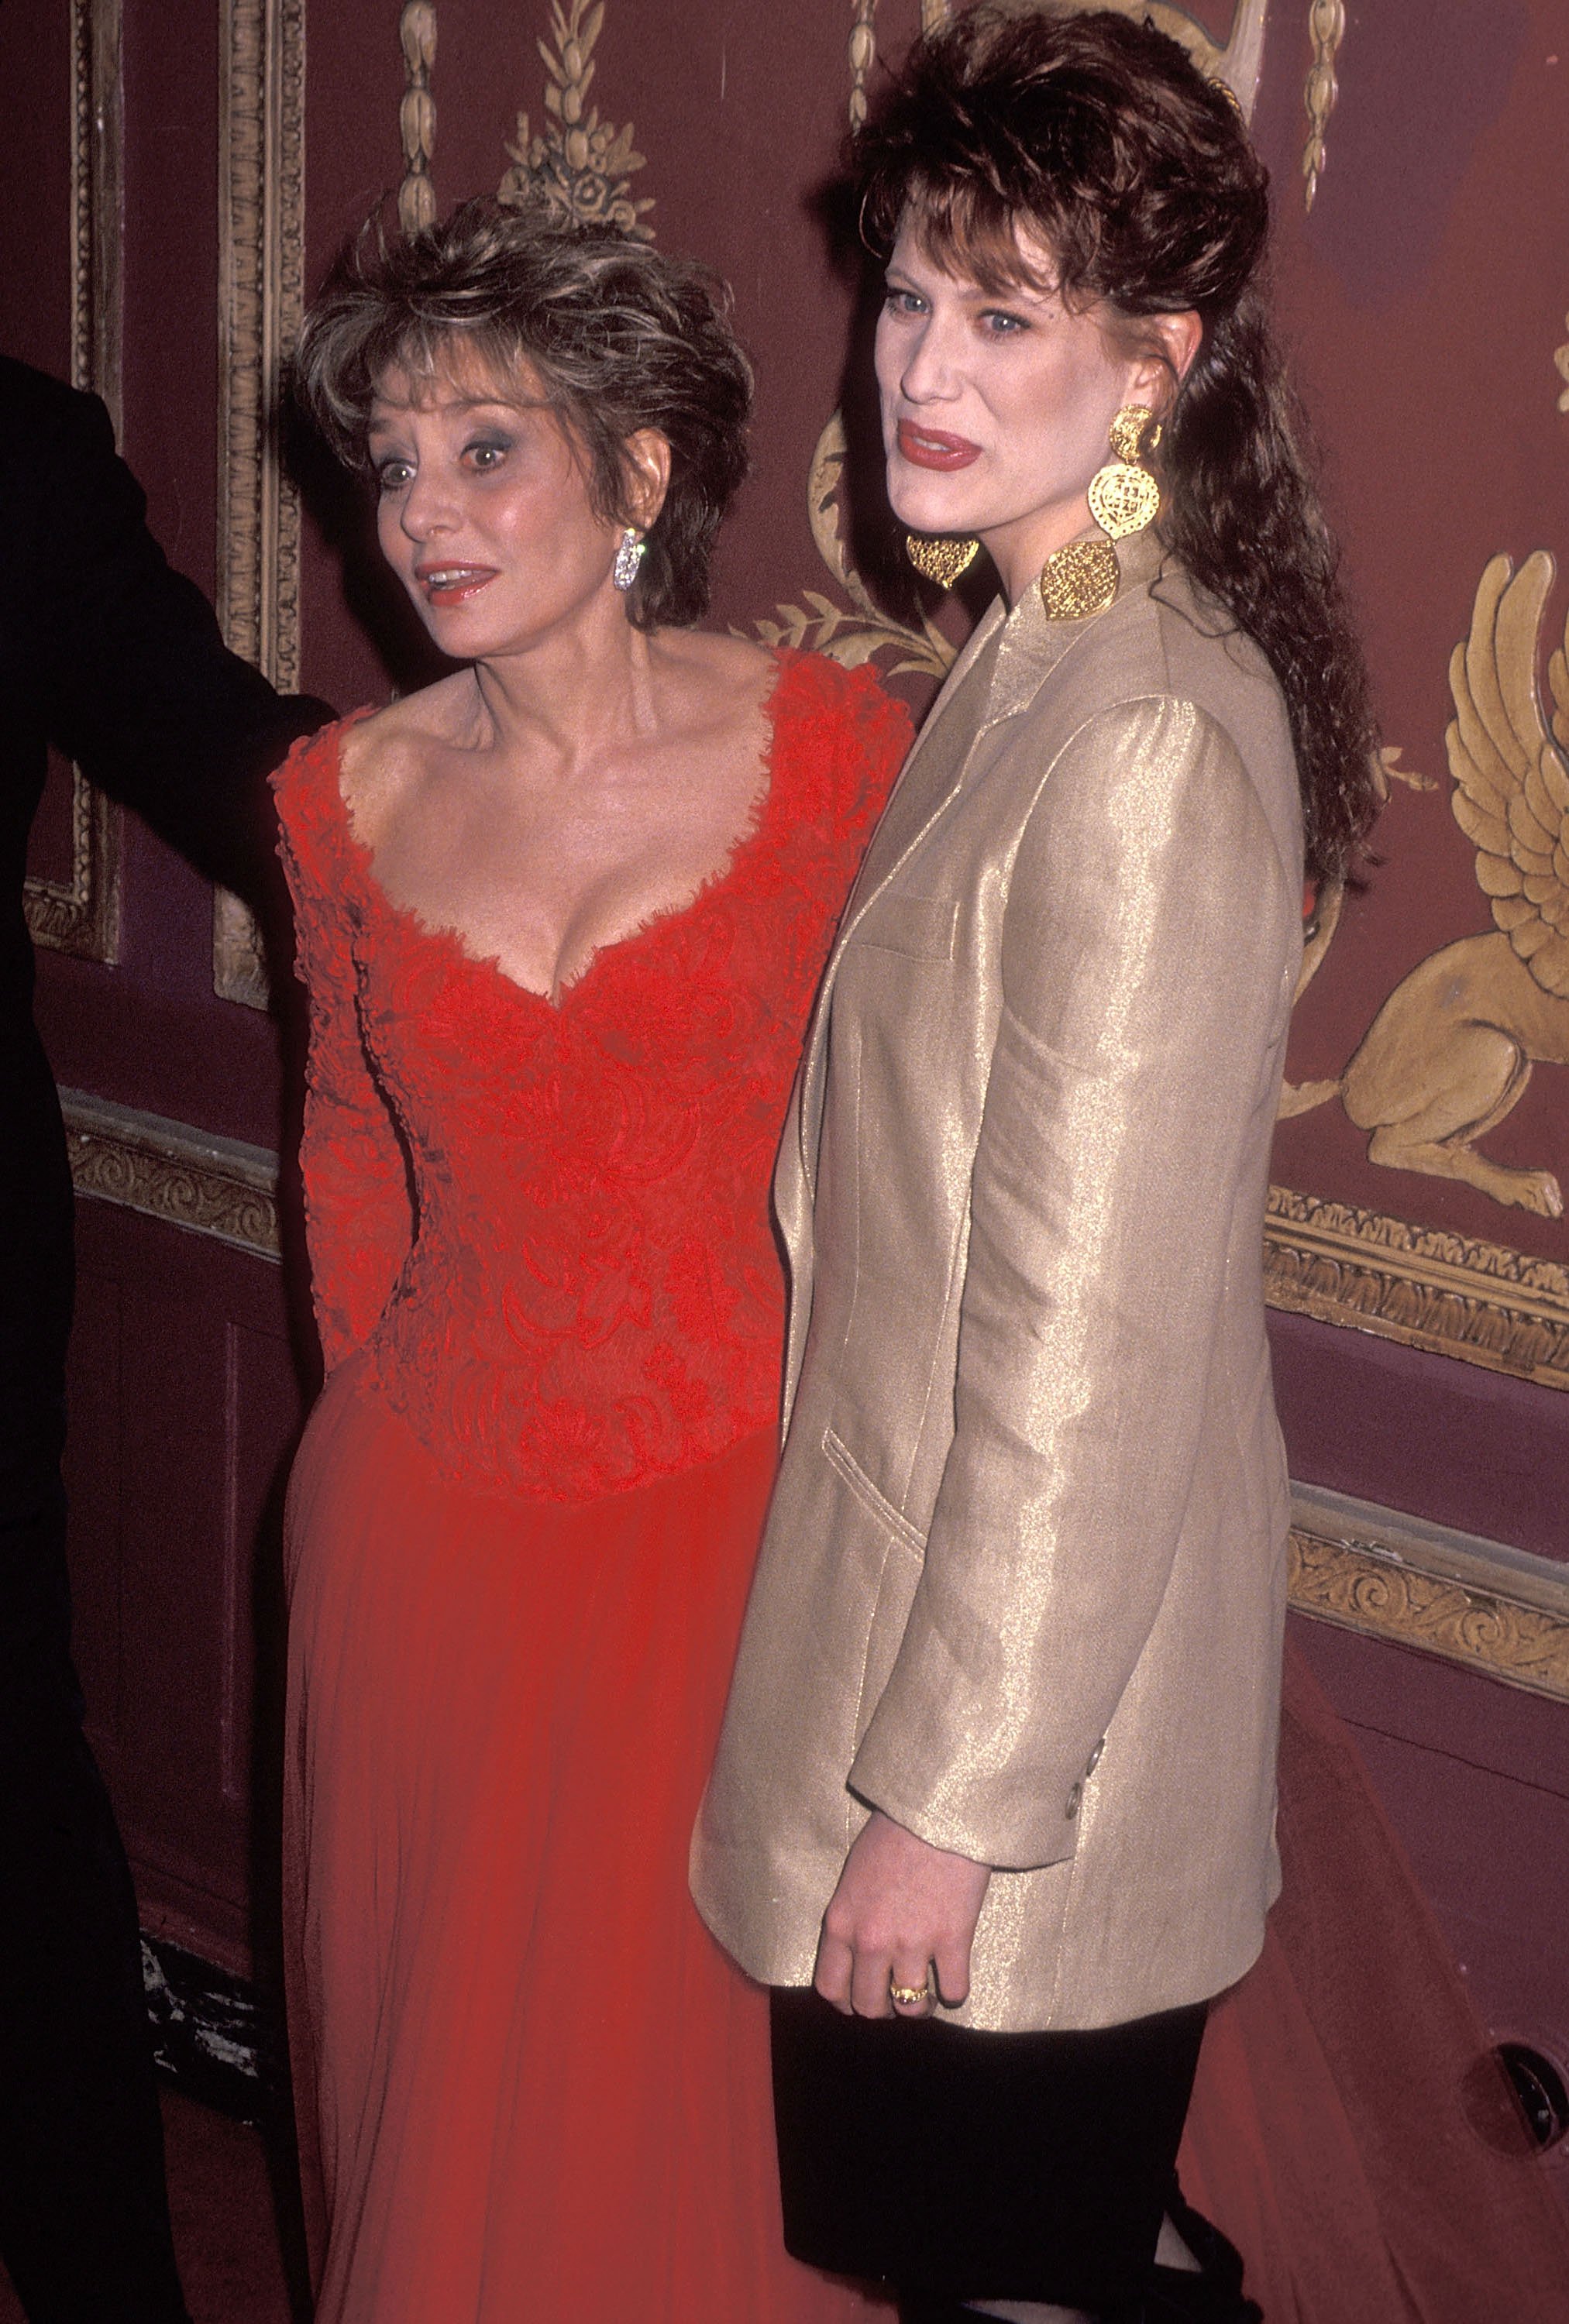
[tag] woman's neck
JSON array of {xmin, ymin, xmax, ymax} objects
[{"xmin": 468, "ymin": 598, "xmax": 664, "ymax": 779}]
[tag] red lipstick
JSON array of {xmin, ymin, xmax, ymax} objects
[
  {"xmin": 414, "ymin": 562, "xmax": 500, "ymax": 607},
  {"xmin": 896, "ymin": 418, "xmax": 981, "ymax": 471}
]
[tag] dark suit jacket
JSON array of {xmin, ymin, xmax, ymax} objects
[{"xmin": 1, "ymin": 355, "xmax": 328, "ymax": 1510}]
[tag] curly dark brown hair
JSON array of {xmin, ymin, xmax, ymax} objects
[
  {"xmin": 855, "ymin": 6, "xmax": 1380, "ymax": 888},
  {"xmin": 294, "ymin": 198, "xmax": 752, "ymax": 631}
]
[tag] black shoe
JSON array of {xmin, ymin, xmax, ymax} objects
[{"xmin": 1137, "ymin": 2178, "xmax": 1262, "ymax": 2322}]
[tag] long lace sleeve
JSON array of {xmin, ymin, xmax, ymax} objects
[{"xmin": 274, "ymin": 728, "xmax": 412, "ymax": 1370}]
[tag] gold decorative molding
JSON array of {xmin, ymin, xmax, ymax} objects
[
  {"xmin": 71, "ymin": 0, "xmax": 122, "ymax": 437},
  {"xmin": 60, "ymin": 1088, "xmax": 280, "ymax": 1260},
  {"xmin": 1264, "ymin": 1184, "xmax": 1569, "ymax": 1388},
  {"xmin": 500, "ymin": 0, "xmax": 652, "ymax": 238},
  {"xmin": 398, "ymin": 2, "xmax": 437, "ymax": 235},
  {"xmin": 848, "ymin": 0, "xmax": 877, "ymax": 131},
  {"xmin": 1302, "ymin": 0, "xmax": 1345, "ymax": 211},
  {"xmin": 24, "ymin": 778, "xmax": 122, "ymax": 965},
  {"xmin": 1285, "ymin": 555, "xmax": 1569, "ymax": 1221},
  {"xmin": 214, "ymin": 0, "xmax": 306, "ymax": 1008},
  {"xmin": 26, "ymin": 2, "xmax": 125, "ymax": 968},
  {"xmin": 1289, "ymin": 1488, "xmax": 1569, "ymax": 1703}
]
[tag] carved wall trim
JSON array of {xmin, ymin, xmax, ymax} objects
[
  {"xmin": 26, "ymin": 0, "xmax": 125, "ymax": 967},
  {"xmin": 1264, "ymin": 1184, "xmax": 1569, "ymax": 1387},
  {"xmin": 1302, "ymin": 0, "xmax": 1344, "ymax": 210},
  {"xmin": 1289, "ymin": 1487, "xmax": 1569, "ymax": 1702},
  {"xmin": 60, "ymin": 1088, "xmax": 280, "ymax": 1261},
  {"xmin": 214, "ymin": 0, "xmax": 306, "ymax": 1007},
  {"xmin": 848, "ymin": 0, "xmax": 876, "ymax": 130},
  {"xmin": 500, "ymin": 0, "xmax": 652, "ymax": 236},
  {"xmin": 398, "ymin": 2, "xmax": 438, "ymax": 233}
]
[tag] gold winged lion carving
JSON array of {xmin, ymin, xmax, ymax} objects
[{"xmin": 1283, "ymin": 552, "xmax": 1569, "ymax": 1219}]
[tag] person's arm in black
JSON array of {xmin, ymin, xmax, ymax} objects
[{"xmin": 35, "ymin": 375, "xmax": 332, "ymax": 912}]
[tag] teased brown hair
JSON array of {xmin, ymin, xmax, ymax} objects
[
  {"xmin": 294, "ymin": 198, "xmax": 752, "ymax": 631},
  {"xmin": 856, "ymin": 6, "xmax": 1380, "ymax": 888}
]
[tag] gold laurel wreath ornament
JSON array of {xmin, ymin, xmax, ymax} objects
[{"xmin": 1040, "ymin": 404, "xmax": 1162, "ymax": 621}]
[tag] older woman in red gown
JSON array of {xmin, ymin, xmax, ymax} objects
[{"xmin": 276, "ymin": 200, "xmax": 908, "ymax": 2322}]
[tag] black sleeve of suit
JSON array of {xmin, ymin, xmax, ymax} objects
[{"xmin": 36, "ymin": 381, "xmax": 331, "ymax": 906}]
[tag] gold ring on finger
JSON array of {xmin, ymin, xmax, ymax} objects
[{"xmin": 889, "ymin": 1978, "xmax": 934, "ymax": 2006}]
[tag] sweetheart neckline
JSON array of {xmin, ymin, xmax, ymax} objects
[{"xmin": 323, "ymin": 654, "xmax": 790, "ymax": 1012}]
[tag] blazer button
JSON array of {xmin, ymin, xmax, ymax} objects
[
  {"xmin": 1065, "ymin": 1781, "xmax": 1082, "ymax": 1820},
  {"xmin": 1086, "ymin": 1738, "xmax": 1105, "ymax": 1776}
]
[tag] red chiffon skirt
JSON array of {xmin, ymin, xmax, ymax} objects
[
  {"xmin": 281, "ymin": 1357, "xmax": 884, "ymax": 2324},
  {"xmin": 284, "ymin": 1360, "xmax": 1569, "ymax": 2322}
]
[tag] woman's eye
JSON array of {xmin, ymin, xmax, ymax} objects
[
  {"xmin": 883, "ymin": 287, "xmax": 926, "ymax": 317},
  {"xmin": 374, "ymin": 459, "xmax": 415, "ymax": 492},
  {"xmin": 980, "ymin": 309, "xmax": 1028, "ymax": 336},
  {"xmin": 465, "ymin": 439, "xmax": 510, "ymax": 470}
]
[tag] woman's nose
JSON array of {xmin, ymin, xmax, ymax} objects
[
  {"xmin": 900, "ymin": 318, "xmax": 959, "ymax": 404},
  {"xmin": 398, "ymin": 466, "xmax": 457, "ymax": 539}
]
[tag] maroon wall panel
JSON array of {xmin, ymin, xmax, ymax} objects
[{"xmin": 3, "ymin": 1, "xmax": 1565, "ymax": 2073}]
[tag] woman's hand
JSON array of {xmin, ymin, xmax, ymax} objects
[{"xmin": 813, "ymin": 1809, "xmax": 993, "ymax": 2019}]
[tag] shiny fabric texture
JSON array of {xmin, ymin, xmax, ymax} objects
[
  {"xmin": 272, "ymin": 653, "xmax": 909, "ymax": 2321},
  {"xmin": 693, "ymin": 532, "xmax": 1306, "ymax": 2030}
]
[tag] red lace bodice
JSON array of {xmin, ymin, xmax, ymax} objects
[{"xmin": 274, "ymin": 651, "xmax": 910, "ymax": 1504}]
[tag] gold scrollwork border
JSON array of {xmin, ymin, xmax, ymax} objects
[
  {"xmin": 1264, "ymin": 1185, "xmax": 1569, "ymax": 1390},
  {"xmin": 60, "ymin": 1088, "xmax": 280, "ymax": 1260},
  {"xmin": 55, "ymin": 1109, "xmax": 1569, "ymax": 1694},
  {"xmin": 214, "ymin": 0, "xmax": 306, "ymax": 1008},
  {"xmin": 1289, "ymin": 1492, "xmax": 1569, "ymax": 1703},
  {"xmin": 25, "ymin": 0, "xmax": 124, "ymax": 967}
]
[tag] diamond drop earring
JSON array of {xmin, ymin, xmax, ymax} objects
[{"xmin": 612, "ymin": 528, "xmax": 646, "ymax": 593}]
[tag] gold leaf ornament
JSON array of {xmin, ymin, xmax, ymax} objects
[
  {"xmin": 905, "ymin": 534, "xmax": 980, "ymax": 589},
  {"xmin": 1038, "ymin": 539, "xmax": 1120, "ymax": 621},
  {"xmin": 499, "ymin": 0, "xmax": 652, "ymax": 238}
]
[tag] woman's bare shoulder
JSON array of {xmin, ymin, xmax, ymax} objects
[
  {"xmin": 339, "ymin": 670, "xmax": 477, "ymax": 782},
  {"xmin": 652, "ymin": 627, "xmax": 776, "ymax": 737}
]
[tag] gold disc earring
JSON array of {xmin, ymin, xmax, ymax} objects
[
  {"xmin": 1039, "ymin": 404, "xmax": 1162, "ymax": 622},
  {"xmin": 1088, "ymin": 404, "xmax": 1163, "ymax": 541},
  {"xmin": 906, "ymin": 533, "xmax": 981, "ymax": 589}
]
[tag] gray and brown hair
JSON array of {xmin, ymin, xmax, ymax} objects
[{"xmin": 294, "ymin": 198, "xmax": 753, "ymax": 631}]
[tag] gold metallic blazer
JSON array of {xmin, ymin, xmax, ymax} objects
[{"xmin": 691, "ymin": 530, "xmax": 1305, "ymax": 2032}]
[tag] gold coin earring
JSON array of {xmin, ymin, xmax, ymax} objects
[
  {"xmin": 905, "ymin": 533, "xmax": 981, "ymax": 589},
  {"xmin": 1039, "ymin": 404, "xmax": 1162, "ymax": 621}
]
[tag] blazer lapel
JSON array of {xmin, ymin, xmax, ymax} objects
[{"xmin": 782, "ymin": 535, "xmax": 1165, "ymax": 1343}]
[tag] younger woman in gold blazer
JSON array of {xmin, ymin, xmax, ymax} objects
[{"xmin": 693, "ymin": 12, "xmax": 1381, "ymax": 2321}]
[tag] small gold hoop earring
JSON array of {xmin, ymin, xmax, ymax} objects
[{"xmin": 905, "ymin": 533, "xmax": 980, "ymax": 589}]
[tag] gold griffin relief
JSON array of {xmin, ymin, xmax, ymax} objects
[{"xmin": 1284, "ymin": 554, "xmax": 1569, "ymax": 1225}]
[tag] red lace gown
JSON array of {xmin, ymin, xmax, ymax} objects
[{"xmin": 274, "ymin": 651, "xmax": 910, "ymax": 2324}]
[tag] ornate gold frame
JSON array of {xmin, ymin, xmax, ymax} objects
[
  {"xmin": 1264, "ymin": 1186, "xmax": 1569, "ymax": 1388},
  {"xmin": 213, "ymin": 0, "xmax": 306, "ymax": 1006},
  {"xmin": 61, "ymin": 1088, "xmax": 280, "ymax": 1259},
  {"xmin": 24, "ymin": 0, "xmax": 124, "ymax": 966},
  {"xmin": 1290, "ymin": 1487, "xmax": 1569, "ymax": 1703}
]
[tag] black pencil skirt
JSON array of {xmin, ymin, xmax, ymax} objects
[{"xmin": 770, "ymin": 1986, "xmax": 1207, "ymax": 2311}]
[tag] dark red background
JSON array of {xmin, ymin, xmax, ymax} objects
[{"xmin": 3, "ymin": 0, "xmax": 1565, "ymax": 2178}]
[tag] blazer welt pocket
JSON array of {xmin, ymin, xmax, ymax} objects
[
  {"xmin": 848, "ymin": 894, "xmax": 958, "ymax": 964},
  {"xmin": 822, "ymin": 1426, "xmax": 927, "ymax": 1558}
]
